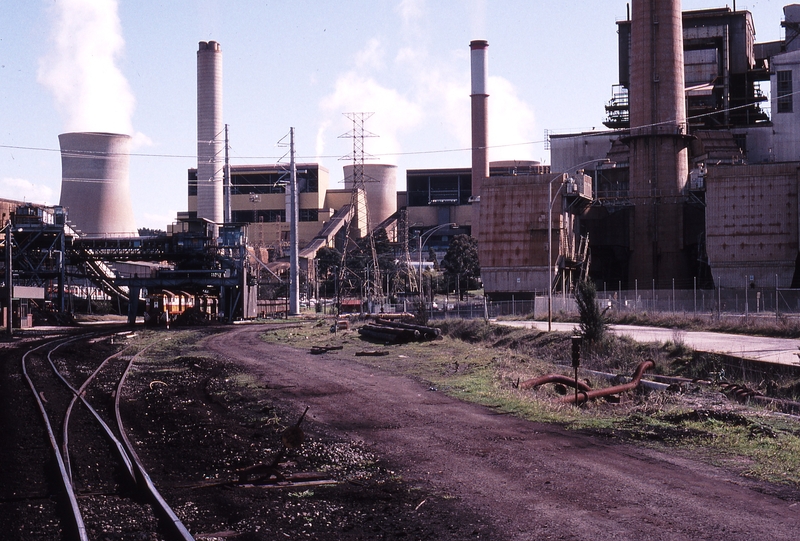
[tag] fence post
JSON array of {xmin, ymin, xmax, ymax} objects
[
  {"xmin": 744, "ymin": 275, "xmax": 748, "ymax": 320},
  {"xmin": 672, "ymin": 278, "xmax": 675, "ymax": 314},
  {"xmin": 776, "ymin": 274, "xmax": 779, "ymax": 322}
]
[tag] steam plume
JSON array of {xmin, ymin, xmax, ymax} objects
[{"xmin": 37, "ymin": 0, "xmax": 135, "ymax": 135}]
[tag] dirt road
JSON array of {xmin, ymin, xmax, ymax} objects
[{"xmin": 206, "ymin": 325, "xmax": 800, "ymax": 540}]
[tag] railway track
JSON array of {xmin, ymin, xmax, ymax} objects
[{"xmin": 19, "ymin": 332, "xmax": 194, "ymax": 541}]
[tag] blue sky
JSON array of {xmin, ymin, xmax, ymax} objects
[{"xmin": 0, "ymin": 0, "xmax": 791, "ymax": 229}]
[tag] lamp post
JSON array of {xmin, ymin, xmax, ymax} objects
[
  {"xmin": 547, "ymin": 174, "xmax": 565, "ymax": 332},
  {"xmin": 548, "ymin": 158, "xmax": 610, "ymax": 332},
  {"xmin": 417, "ymin": 223, "xmax": 458, "ymax": 304}
]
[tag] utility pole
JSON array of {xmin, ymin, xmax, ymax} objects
[
  {"xmin": 5, "ymin": 222, "xmax": 12, "ymax": 336},
  {"xmin": 289, "ymin": 127, "xmax": 300, "ymax": 316},
  {"xmin": 224, "ymin": 124, "xmax": 231, "ymax": 224}
]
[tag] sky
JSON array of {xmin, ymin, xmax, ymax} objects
[{"xmin": 0, "ymin": 0, "xmax": 793, "ymax": 230}]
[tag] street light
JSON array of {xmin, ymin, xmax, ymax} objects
[
  {"xmin": 548, "ymin": 158, "xmax": 610, "ymax": 331},
  {"xmin": 417, "ymin": 223, "xmax": 458, "ymax": 303}
]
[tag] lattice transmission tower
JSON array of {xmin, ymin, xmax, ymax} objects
[{"xmin": 338, "ymin": 112, "xmax": 383, "ymax": 306}]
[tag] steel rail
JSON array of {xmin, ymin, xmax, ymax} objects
[
  {"xmin": 21, "ymin": 336, "xmax": 90, "ymax": 541},
  {"xmin": 55, "ymin": 338, "xmax": 195, "ymax": 540},
  {"xmin": 58, "ymin": 344, "xmax": 136, "ymax": 483},
  {"xmin": 115, "ymin": 352, "xmax": 196, "ymax": 541}
]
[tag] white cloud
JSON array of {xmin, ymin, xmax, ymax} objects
[
  {"xmin": 395, "ymin": 0, "xmax": 425, "ymax": 25},
  {"xmin": 319, "ymin": 71, "xmax": 424, "ymax": 163},
  {"xmin": 318, "ymin": 3, "xmax": 537, "ymax": 170},
  {"xmin": 486, "ymin": 76, "xmax": 537, "ymax": 162},
  {"xmin": 0, "ymin": 178, "xmax": 56, "ymax": 205},
  {"xmin": 355, "ymin": 38, "xmax": 386, "ymax": 71}
]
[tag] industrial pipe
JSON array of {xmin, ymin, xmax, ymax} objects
[
  {"xmin": 520, "ymin": 374, "xmax": 592, "ymax": 392},
  {"xmin": 563, "ymin": 359, "xmax": 655, "ymax": 404}
]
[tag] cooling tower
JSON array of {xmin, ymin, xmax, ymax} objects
[
  {"xmin": 197, "ymin": 40, "xmax": 224, "ymax": 224},
  {"xmin": 628, "ymin": 0, "xmax": 690, "ymax": 285},
  {"xmin": 343, "ymin": 164, "xmax": 398, "ymax": 230},
  {"xmin": 470, "ymin": 40, "xmax": 489, "ymax": 239},
  {"xmin": 58, "ymin": 132, "xmax": 137, "ymax": 236}
]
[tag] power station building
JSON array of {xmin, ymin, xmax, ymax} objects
[{"xmin": 535, "ymin": 1, "xmax": 800, "ymax": 299}]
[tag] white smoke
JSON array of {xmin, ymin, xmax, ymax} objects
[{"xmin": 37, "ymin": 0, "xmax": 136, "ymax": 136}]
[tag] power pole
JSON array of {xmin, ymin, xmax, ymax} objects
[
  {"xmin": 5, "ymin": 222, "xmax": 12, "ymax": 336},
  {"xmin": 289, "ymin": 127, "xmax": 299, "ymax": 315},
  {"xmin": 224, "ymin": 124, "xmax": 231, "ymax": 224}
]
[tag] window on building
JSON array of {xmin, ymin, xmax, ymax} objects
[
  {"xmin": 778, "ymin": 70, "xmax": 793, "ymax": 113},
  {"xmin": 260, "ymin": 209, "xmax": 285, "ymax": 222},
  {"xmin": 231, "ymin": 172, "xmax": 287, "ymax": 195},
  {"xmin": 230, "ymin": 209, "xmax": 285, "ymax": 223},
  {"xmin": 298, "ymin": 169, "xmax": 319, "ymax": 193},
  {"xmin": 299, "ymin": 209, "xmax": 319, "ymax": 222}
]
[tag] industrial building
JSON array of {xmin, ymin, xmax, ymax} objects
[
  {"xmin": 13, "ymin": 2, "xmax": 800, "ymax": 322},
  {"xmin": 518, "ymin": 1, "xmax": 800, "ymax": 301}
]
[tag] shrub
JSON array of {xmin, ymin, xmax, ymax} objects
[{"xmin": 575, "ymin": 279, "xmax": 607, "ymax": 344}]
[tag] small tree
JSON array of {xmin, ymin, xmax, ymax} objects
[
  {"xmin": 441, "ymin": 235, "xmax": 480, "ymax": 300},
  {"xmin": 574, "ymin": 279, "xmax": 607, "ymax": 344}
]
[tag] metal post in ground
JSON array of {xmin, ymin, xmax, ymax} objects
[
  {"xmin": 776, "ymin": 273, "xmax": 779, "ymax": 322},
  {"xmin": 672, "ymin": 278, "xmax": 675, "ymax": 314},
  {"xmin": 744, "ymin": 275, "xmax": 748, "ymax": 321}
]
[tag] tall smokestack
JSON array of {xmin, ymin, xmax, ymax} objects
[
  {"xmin": 628, "ymin": 0, "xmax": 690, "ymax": 285},
  {"xmin": 58, "ymin": 132, "xmax": 137, "ymax": 236},
  {"xmin": 470, "ymin": 40, "xmax": 489, "ymax": 239},
  {"xmin": 197, "ymin": 41, "xmax": 224, "ymax": 224}
]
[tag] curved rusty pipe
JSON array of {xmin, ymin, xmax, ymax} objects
[
  {"xmin": 520, "ymin": 374, "xmax": 592, "ymax": 392},
  {"xmin": 563, "ymin": 359, "xmax": 656, "ymax": 405}
]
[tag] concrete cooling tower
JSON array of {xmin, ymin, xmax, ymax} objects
[
  {"xmin": 197, "ymin": 40, "xmax": 224, "ymax": 224},
  {"xmin": 58, "ymin": 132, "xmax": 137, "ymax": 236},
  {"xmin": 343, "ymin": 164, "xmax": 398, "ymax": 230}
]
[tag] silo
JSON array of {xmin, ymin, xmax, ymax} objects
[
  {"xmin": 58, "ymin": 132, "xmax": 137, "ymax": 236},
  {"xmin": 343, "ymin": 164, "xmax": 397, "ymax": 230},
  {"xmin": 628, "ymin": 0, "xmax": 691, "ymax": 285},
  {"xmin": 470, "ymin": 40, "xmax": 489, "ymax": 239},
  {"xmin": 197, "ymin": 40, "xmax": 224, "ymax": 224}
]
